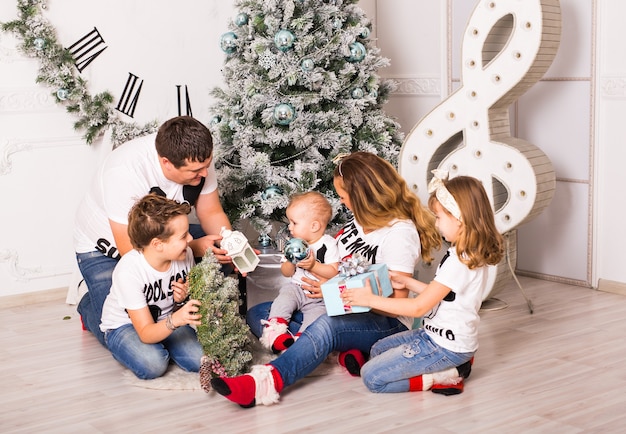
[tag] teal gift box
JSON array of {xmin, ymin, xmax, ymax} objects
[{"xmin": 321, "ymin": 263, "xmax": 393, "ymax": 316}]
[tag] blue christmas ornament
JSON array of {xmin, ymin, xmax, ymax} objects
[
  {"xmin": 210, "ymin": 115, "xmax": 222, "ymax": 126},
  {"xmin": 56, "ymin": 88, "xmax": 69, "ymax": 101},
  {"xmin": 261, "ymin": 185, "xmax": 283, "ymax": 200},
  {"xmin": 369, "ymin": 88, "xmax": 378, "ymax": 99},
  {"xmin": 301, "ymin": 58, "xmax": 314, "ymax": 71},
  {"xmin": 273, "ymin": 103, "xmax": 296, "ymax": 125},
  {"xmin": 235, "ymin": 13, "xmax": 249, "ymax": 26},
  {"xmin": 284, "ymin": 238, "xmax": 309, "ymax": 264},
  {"xmin": 258, "ymin": 233, "xmax": 272, "ymax": 248},
  {"xmin": 274, "ymin": 30, "xmax": 295, "ymax": 52},
  {"xmin": 359, "ymin": 27, "xmax": 371, "ymax": 39},
  {"xmin": 33, "ymin": 38, "xmax": 45, "ymax": 50},
  {"xmin": 347, "ymin": 41, "xmax": 367, "ymax": 62},
  {"xmin": 220, "ymin": 32, "xmax": 238, "ymax": 54},
  {"xmin": 351, "ymin": 87, "xmax": 364, "ymax": 99}
]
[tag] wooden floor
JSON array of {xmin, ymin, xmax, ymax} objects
[{"xmin": 2, "ymin": 276, "xmax": 626, "ymax": 433}]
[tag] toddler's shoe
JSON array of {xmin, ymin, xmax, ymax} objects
[{"xmin": 260, "ymin": 318, "xmax": 294, "ymax": 354}]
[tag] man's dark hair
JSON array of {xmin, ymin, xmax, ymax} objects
[{"xmin": 155, "ymin": 116, "xmax": 213, "ymax": 168}]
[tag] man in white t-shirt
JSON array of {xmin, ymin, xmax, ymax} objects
[{"xmin": 74, "ymin": 116, "xmax": 233, "ymax": 347}]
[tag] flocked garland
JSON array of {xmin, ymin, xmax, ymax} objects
[
  {"xmin": 187, "ymin": 250, "xmax": 252, "ymax": 392},
  {"xmin": 1, "ymin": 0, "xmax": 157, "ymax": 146}
]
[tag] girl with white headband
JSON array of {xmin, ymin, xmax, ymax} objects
[{"xmin": 342, "ymin": 171, "xmax": 504, "ymax": 395}]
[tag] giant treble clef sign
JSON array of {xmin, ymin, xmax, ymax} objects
[{"xmin": 400, "ymin": 0, "xmax": 561, "ymax": 300}]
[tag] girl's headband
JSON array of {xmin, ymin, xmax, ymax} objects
[
  {"xmin": 332, "ymin": 153, "xmax": 350, "ymax": 177},
  {"xmin": 428, "ymin": 169, "xmax": 462, "ymax": 221}
]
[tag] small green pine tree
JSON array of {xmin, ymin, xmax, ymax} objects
[{"xmin": 187, "ymin": 250, "xmax": 252, "ymax": 392}]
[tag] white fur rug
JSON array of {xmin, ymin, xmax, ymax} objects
[{"xmin": 123, "ymin": 338, "xmax": 341, "ymax": 390}]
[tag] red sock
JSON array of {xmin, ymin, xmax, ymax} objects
[
  {"xmin": 211, "ymin": 365, "xmax": 284, "ymax": 408},
  {"xmin": 272, "ymin": 334, "xmax": 294, "ymax": 352},
  {"xmin": 338, "ymin": 349, "xmax": 366, "ymax": 376},
  {"xmin": 270, "ymin": 365, "xmax": 284, "ymax": 393},
  {"xmin": 408, "ymin": 376, "xmax": 424, "ymax": 391},
  {"xmin": 210, "ymin": 374, "xmax": 256, "ymax": 408}
]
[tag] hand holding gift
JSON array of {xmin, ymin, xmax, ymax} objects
[
  {"xmin": 320, "ymin": 254, "xmax": 393, "ymax": 316},
  {"xmin": 340, "ymin": 278, "xmax": 378, "ymax": 308}
]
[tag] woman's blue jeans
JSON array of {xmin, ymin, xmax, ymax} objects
[
  {"xmin": 104, "ymin": 323, "xmax": 203, "ymax": 379},
  {"xmin": 247, "ymin": 301, "xmax": 408, "ymax": 388},
  {"xmin": 361, "ymin": 328, "xmax": 474, "ymax": 393}
]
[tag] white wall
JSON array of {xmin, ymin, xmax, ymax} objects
[
  {"xmin": 1, "ymin": 0, "xmax": 624, "ymax": 302},
  {"xmin": 594, "ymin": 0, "xmax": 626, "ymax": 287}
]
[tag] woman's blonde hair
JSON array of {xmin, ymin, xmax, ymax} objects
[
  {"xmin": 428, "ymin": 176, "xmax": 504, "ymax": 269},
  {"xmin": 334, "ymin": 152, "xmax": 441, "ymax": 263}
]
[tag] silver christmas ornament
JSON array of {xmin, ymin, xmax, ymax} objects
[
  {"xmin": 220, "ymin": 32, "xmax": 238, "ymax": 54},
  {"xmin": 274, "ymin": 30, "xmax": 295, "ymax": 52}
]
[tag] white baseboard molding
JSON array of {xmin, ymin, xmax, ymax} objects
[
  {"xmin": 597, "ymin": 279, "xmax": 626, "ymax": 296},
  {"xmin": 0, "ymin": 287, "xmax": 69, "ymax": 310}
]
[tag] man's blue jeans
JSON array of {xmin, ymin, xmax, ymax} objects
[
  {"xmin": 76, "ymin": 251, "xmax": 117, "ymax": 347},
  {"xmin": 104, "ymin": 323, "xmax": 203, "ymax": 379}
]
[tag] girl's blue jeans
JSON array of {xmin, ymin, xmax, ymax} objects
[
  {"xmin": 104, "ymin": 323, "xmax": 203, "ymax": 379},
  {"xmin": 246, "ymin": 301, "xmax": 408, "ymax": 388},
  {"xmin": 361, "ymin": 328, "xmax": 474, "ymax": 393}
]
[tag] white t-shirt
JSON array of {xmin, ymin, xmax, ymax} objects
[
  {"xmin": 73, "ymin": 133, "xmax": 218, "ymax": 255},
  {"xmin": 281, "ymin": 234, "xmax": 341, "ymax": 285},
  {"xmin": 336, "ymin": 217, "xmax": 421, "ymax": 274},
  {"xmin": 336, "ymin": 216, "xmax": 422, "ymax": 329},
  {"xmin": 422, "ymin": 247, "xmax": 493, "ymax": 353},
  {"xmin": 100, "ymin": 247, "xmax": 195, "ymax": 332}
]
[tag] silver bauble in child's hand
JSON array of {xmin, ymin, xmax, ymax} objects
[{"xmin": 284, "ymin": 238, "xmax": 309, "ymax": 264}]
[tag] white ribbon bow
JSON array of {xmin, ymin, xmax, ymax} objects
[{"xmin": 428, "ymin": 169, "xmax": 462, "ymax": 221}]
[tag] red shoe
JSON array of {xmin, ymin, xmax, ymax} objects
[
  {"xmin": 431, "ymin": 380, "xmax": 464, "ymax": 395},
  {"xmin": 338, "ymin": 349, "xmax": 366, "ymax": 376}
]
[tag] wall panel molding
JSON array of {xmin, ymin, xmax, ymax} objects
[
  {"xmin": 0, "ymin": 248, "xmax": 74, "ymax": 286},
  {"xmin": 0, "ymin": 87, "xmax": 57, "ymax": 112},
  {"xmin": 385, "ymin": 75, "xmax": 441, "ymax": 96},
  {"xmin": 0, "ymin": 249, "xmax": 41, "ymax": 282},
  {"xmin": 1, "ymin": 136, "xmax": 85, "ymax": 175},
  {"xmin": 600, "ymin": 76, "xmax": 626, "ymax": 98}
]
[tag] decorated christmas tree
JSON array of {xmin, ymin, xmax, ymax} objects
[
  {"xmin": 210, "ymin": 0, "xmax": 404, "ymax": 241},
  {"xmin": 187, "ymin": 250, "xmax": 252, "ymax": 392}
]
